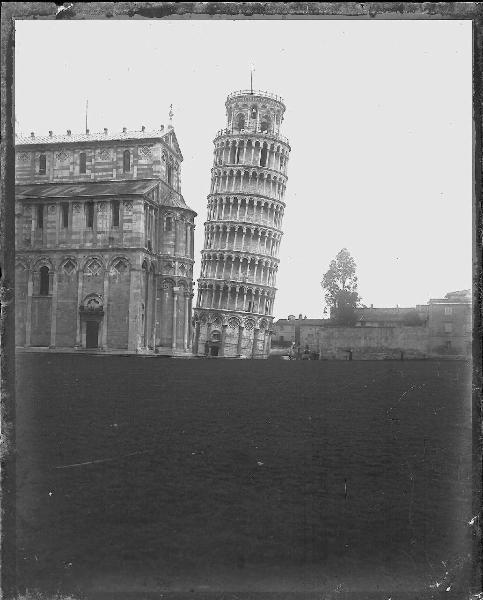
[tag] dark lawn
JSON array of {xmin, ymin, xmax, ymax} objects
[{"xmin": 15, "ymin": 356, "xmax": 473, "ymax": 598}]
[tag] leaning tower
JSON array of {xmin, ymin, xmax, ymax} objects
[{"xmin": 193, "ymin": 89, "xmax": 290, "ymax": 358}]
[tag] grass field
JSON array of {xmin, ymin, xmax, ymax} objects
[{"xmin": 15, "ymin": 356, "xmax": 473, "ymax": 598}]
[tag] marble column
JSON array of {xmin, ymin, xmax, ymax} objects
[
  {"xmin": 101, "ymin": 269, "xmax": 109, "ymax": 349},
  {"xmin": 220, "ymin": 323, "xmax": 228, "ymax": 357},
  {"xmin": 25, "ymin": 270, "xmax": 33, "ymax": 347},
  {"xmin": 172, "ymin": 291, "xmax": 178, "ymax": 351},
  {"xmin": 183, "ymin": 293, "xmax": 190, "ymax": 351},
  {"xmin": 237, "ymin": 325, "xmax": 245, "ymax": 356},
  {"xmin": 252, "ymin": 327, "xmax": 259, "ymax": 358}
]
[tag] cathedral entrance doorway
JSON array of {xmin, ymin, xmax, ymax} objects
[{"xmin": 86, "ymin": 321, "xmax": 99, "ymax": 349}]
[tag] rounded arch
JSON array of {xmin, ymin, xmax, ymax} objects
[
  {"xmin": 228, "ymin": 316, "xmax": 241, "ymax": 329},
  {"xmin": 260, "ymin": 116, "xmax": 271, "ymax": 133},
  {"xmin": 161, "ymin": 277, "xmax": 175, "ymax": 289},
  {"xmin": 108, "ymin": 255, "xmax": 131, "ymax": 272},
  {"xmin": 33, "ymin": 256, "xmax": 54, "ymax": 272},
  {"xmin": 82, "ymin": 292, "xmax": 103, "ymax": 307}
]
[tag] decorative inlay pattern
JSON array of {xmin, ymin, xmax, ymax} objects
[
  {"xmin": 62, "ymin": 259, "xmax": 77, "ymax": 275},
  {"xmin": 244, "ymin": 318, "xmax": 255, "ymax": 330},
  {"xmin": 17, "ymin": 152, "xmax": 30, "ymax": 162},
  {"xmin": 84, "ymin": 258, "xmax": 102, "ymax": 276},
  {"xmin": 111, "ymin": 258, "xmax": 128, "ymax": 274},
  {"xmin": 56, "ymin": 150, "xmax": 68, "ymax": 162},
  {"xmin": 139, "ymin": 146, "xmax": 152, "ymax": 158},
  {"xmin": 99, "ymin": 149, "xmax": 111, "ymax": 160},
  {"xmin": 228, "ymin": 317, "xmax": 240, "ymax": 329}
]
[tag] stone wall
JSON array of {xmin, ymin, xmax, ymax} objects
[{"xmin": 313, "ymin": 325, "xmax": 429, "ymax": 360}]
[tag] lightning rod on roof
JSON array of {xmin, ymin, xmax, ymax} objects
[{"xmin": 85, "ymin": 99, "xmax": 89, "ymax": 134}]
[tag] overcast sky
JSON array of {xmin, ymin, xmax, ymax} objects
[{"xmin": 15, "ymin": 19, "xmax": 472, "ymax": 319}]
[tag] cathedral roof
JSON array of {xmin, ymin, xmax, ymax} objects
[
  {"xmin": 16, "ymin": 179, "xmax": 160, "ymax": 199},
  {"xmin": 15, "ymin": 179, "xmax": 196, "ymax": 214},
  {"xmin": 15, "ymin": 127, "xmax": 183, "ymax": 161}
]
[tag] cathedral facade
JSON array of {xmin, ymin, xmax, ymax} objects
[
  {"xmin": 193, "ymin": 89, "xmax": 290, "ymax": 358},
  {"xmin": 15, "ymin": 125, "xmax": 196, "ymax": 354}
]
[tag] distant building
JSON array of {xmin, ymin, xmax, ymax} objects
[
  {"xmin": 426, "ymin": 290, "xmax": 472, "ymax": 357},
  {"xmin": 15, "ymin": 125, "xmax": 196, "ymax": 354},
  {"xmin": 272, "ymin": 290, "xmax": 471, "ymax": 359}
]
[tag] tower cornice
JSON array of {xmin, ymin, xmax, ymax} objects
[
  {"xmin": 207, "ymin": 191, "xmax": 286, "ymax": 208},
  {"xmin": 203, "ymin": 219, "xmax": 283, "ymax": 235},
  {"xmin": 214, "ymin": 129, "xmax": 290, "ymax": 149}
]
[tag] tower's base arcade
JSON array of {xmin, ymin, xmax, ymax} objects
[{"xmin": 193, "ymin": 309, "xmax": 272, "ymax": 359}]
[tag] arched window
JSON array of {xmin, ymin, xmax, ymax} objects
[
  {"xmin": 37, "ymin": 205, "xmax": 44, "ymax": 229},
  {"xmin": 261, "ymin": 117, "xmax": 271, "ymax": 133},
  {"xmin": 61, "ymin": 203, "xmax": 69, "ymax": 228},
  {"xmin": 39, "ymin": 266, "xmax": 49, "ymax": 296},
  {"xmin": 237, "ymin": 113, "xmax": 245, "ymax": 130},
  {"xmin": 165, "ymin": 216, "xmax": 172, "ymax": 232},
  {"xmin": 86, "ymin": 201, "xmax": 94, "ymax": 229},
  {"xmin": 167, "ymin": 163, "xmax": 172, "ymax": 185},
  {"xmin": 260, "ymin": 143, "xmax": 268, "ymax": 167},
  {"xmin": 112, "ymin": 200, "xmax": 120, "ymax": 227},
  {"xmin": 123, "ymin": 150, "xmax": 131, "ymax": 173},
  {"xmin": 79, "ymin": 152, "xmax": 87, "ymax": 174},
  {"xmin": 250, "ymin": 105, "xmax": 258, "ymax": 120},
  {"xmin": 39, "ymin": 154, "xmax": 46, "ymax": 175}
]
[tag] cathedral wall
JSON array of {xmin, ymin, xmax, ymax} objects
[
  {"xmin": 31, "ymin": 297, "xmax": 51, "ymax": 346},
  {"xmin": 15, "ymin": 264, "xmax": 28, "ymax": 346},
  {"xmin": 107, "ymin": 266, "xmax": 131, "ymax": 349},
  {"xmin": 56, "ymin": 269, "xmax": 78, "ymax": 347},
  {"xmin": 15, "ymin": 140, "xmax": 180, "ymax": 187}
]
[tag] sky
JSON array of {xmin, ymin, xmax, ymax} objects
[{"xmin": 15, "ymin": 19, "xmax": 472, "ymax": 319}]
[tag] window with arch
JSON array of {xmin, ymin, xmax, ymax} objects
[
  {"xmin": 260, "ymin": 117, "xmax": 271, "ymax": 133},
  {"xmin": 250, "ymin": 105, "xmax": 258, "ymax": 120},
  {"xmin": 39, "ymin": 154, "xmax": 46, "ymax": 175},
  {"xmin": 165, "ymin": 216, "xmax": 173, "ymax": 232},
  {"xmin": 237, "ymin": 113, "xmax": 245, "ymax": 130},
  {"xmin": 112, "ymin": 200, "xmax": 120, "ymax": 227},
  {"xmin": 37, "ymin": 205, "xmax": 44, "ymax": 229},
  {"xmin": 85, "ymin": 202, "xmax": 94, "ymax": 229},
  {"xmin": 167, "ymin": 163, "xmax": 172, "ymax": 185},
  {"xmin": 260, "ymin": 143, "xmax": 268, "ymax": 167},
  {"xmin": 123, "ymin": 150, "xmax": 131, "ymax": 173},
  {"xmin": 61, "ymin": 203, "xmax": 69, "ymax": 228},
  {"xmin": 79, "ymin": 152, "xmax": 87, "ymax": 174},
  {"xmin": 39, "ymin": 265, "xmax": 50, "ymax": 296}
]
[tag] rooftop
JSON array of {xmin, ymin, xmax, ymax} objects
[
  {"xmin": 15, "ymin": 126, "xmax": 173, "ymax": 147},
  {"xmin": 15, "ymin": 179, "xmax": 196, "ymax": 213}
]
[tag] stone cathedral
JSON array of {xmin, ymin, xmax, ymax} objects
[
  {"xmin": 14, "ymin": 124, "xmax": 196, "ymax": 354},
  {"xmin": 193, "ymin": 89, "xmax": 291, "ymax": 358}
]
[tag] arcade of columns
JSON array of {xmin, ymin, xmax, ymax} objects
[{"xmin": 194, "ymin": 89, "xmax": 290, "ymax": 358}]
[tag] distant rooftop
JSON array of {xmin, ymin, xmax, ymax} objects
[{"xmin": 15, "ymin": 126, "xmax": 173, "ymax": 146}]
